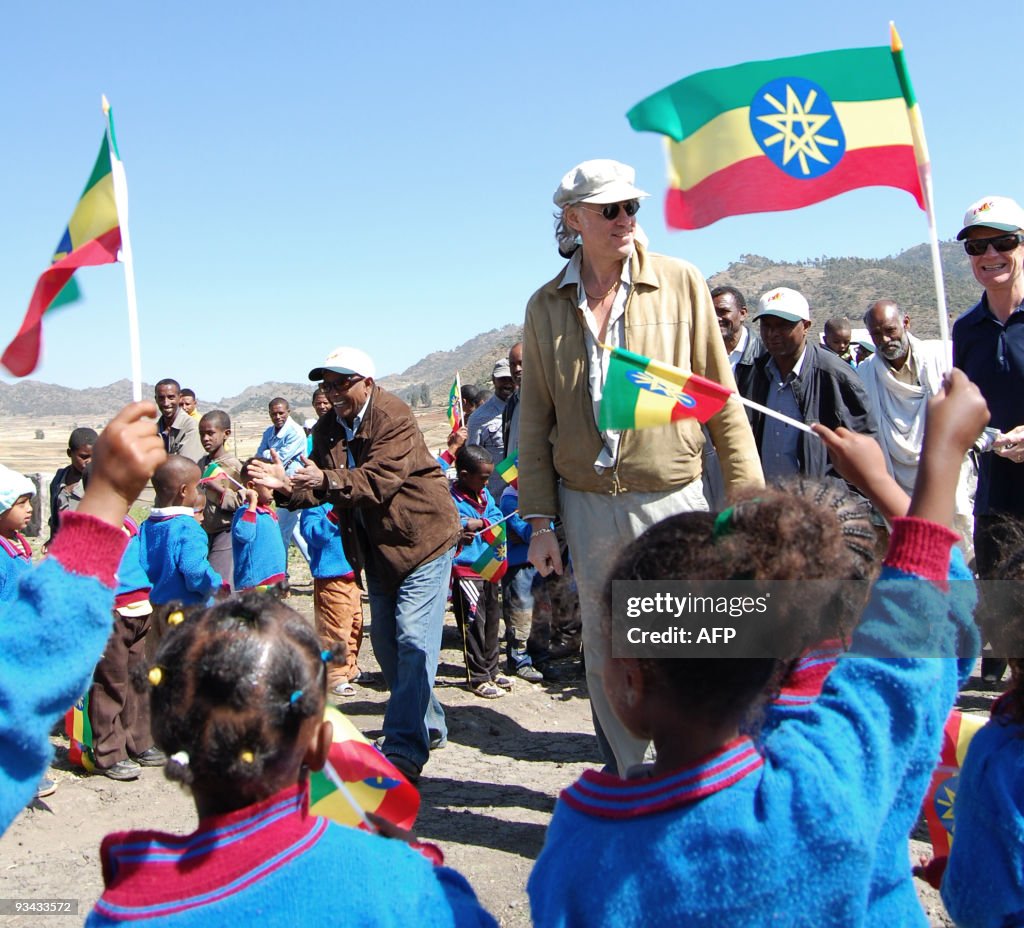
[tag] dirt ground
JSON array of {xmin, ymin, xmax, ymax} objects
[{"xmin": 0, "ymin": 409, "xmax": 998, "ymax": 926}]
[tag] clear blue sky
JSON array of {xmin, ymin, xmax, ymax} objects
[{"xmin": 1, "ymin": 2, "xmax": 1021, "ymax": 401}]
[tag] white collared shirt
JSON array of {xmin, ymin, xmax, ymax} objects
[
  {"xmin": 728, "ymin": 327, "xmax": 749, "ymax": 370},
  {"xmin": 558, "ymin": 249, "xmax": 633, "ymax": 473}
]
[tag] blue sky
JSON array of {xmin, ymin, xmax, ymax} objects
[{"xmin": 1, "ymin": 2, "xmax": 1021, "ymax": 401}]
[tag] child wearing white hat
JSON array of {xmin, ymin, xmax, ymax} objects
[{"xmin": 0, "ymin": 464, "xmax": 35, "ymax": 603}]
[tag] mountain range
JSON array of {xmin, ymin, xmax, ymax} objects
[{"xmin": 0, "ymin": 241, "xmax": 979, "ymax": 417}]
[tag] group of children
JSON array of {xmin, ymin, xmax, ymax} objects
[{"xmin": 4, "ymin": 372, "xmax": 1022, "ymax": 925}]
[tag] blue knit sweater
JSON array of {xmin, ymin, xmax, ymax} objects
[
  {"xmin": 138, "ymin": 508, "xmax": 222, "ymax": 606},
  {"xmin": 0, "ymin": 532, "xmax": 32, "ymax": 603},
  {"xmin": 941, "ymin": 714, "xmax": 1024, "ymax": 928},
  {"xmin": 0, "ymin": 512, "xmax": 128, "ymax": 832},
  {"xmin": 299, "ymin": 504, "xmax": 355, "ymax": 581},
  {"xmin": 528, "ymin": 518, "xmax": 976, "ymax": 928},
  {"xmin": 114, "ymin": 517, "xmax": 151, "ymax": 607},
  {"xmin": 231, "ymin": 503, "xmax": 286, "ymax": 589},
  {"xmin": 86, "ymin": 782, "xmax": 497, "ymax": 927},
  {"xmin": 498, "ymin": 486, "xmax": 535, "ymax": 567},
  {"xmin": 451, "ymin": 485, "xmax": 503, "ymax": 577}
]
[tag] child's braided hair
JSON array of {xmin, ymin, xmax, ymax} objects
[
  {"xmin": 602, "ymin": 481, "xmax": 873, "ymax": 725},
  {"xmin": 139, "ymin": 592, "xmax": 342, "ymax": 796}
]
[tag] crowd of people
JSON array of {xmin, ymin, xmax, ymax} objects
[{"xmin": 1, "ymin": 162, "xmax": 1023, "ymax": 926}]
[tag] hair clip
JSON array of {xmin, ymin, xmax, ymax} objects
[
  {"xmin": 320, "ymin": 649, "xmax": 332, "ymax": 663},
  {"xmin": 240, "ymin": 750, "xmax": 254, "ymax": 764},
  {"xmin": 170, "ymin": 750, "xmax": 189, "ymax": 767},
  {"xmin": 289, "ymin": 689, "xmax": 303, "ymax": 704},
  {"xmin": 167, "ymin": 610, "xmax": 185, "ymax": 627},
  {"xmin": 148, "ymin": 667, "xmax": 164, "ymax": 686},
  {"xmin": 712, "ymin": 507, "xmax": 735, "ymax": 542}
]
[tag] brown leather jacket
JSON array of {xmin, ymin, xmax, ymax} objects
[{"xmin": 280, "ymin": 385, "xmax": 459, "ymax": 591}]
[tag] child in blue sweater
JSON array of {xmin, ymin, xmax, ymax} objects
[
  {"xmin": 86, "ymin": 591, "xmax": 497, "ymax": 927},
  {"xmin": 139, "ymin": 456, "xmax": 223, "ymax": 608},
  {"xmin": 528, "ymin": 370, "xmax": 986, "ymax": 928},
  {"xmin": 232, "ymin": 458, "xmax": 287, "ymax": 591},
  {"xmin": 451, "ymin": 446, "xmax": 509, "ymax": 699},
  {"xmin": 300, "ymin": 502, "xmax": 363, "ymax": 697},
  {"xmin": 940, "ymin": 534, "xmax": 1024, "ymax": 927},
  {"xmin": 0, "ymin": 464, "xmax": 35, "ymax": 603},
  {"xmin": 0, "ymin": 401, "xmax": 166, "ymax": 833}
]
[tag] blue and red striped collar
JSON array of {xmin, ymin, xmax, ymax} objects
[
  {"xmin": 560, "ymin": 735, "xmax": 763, "ymax": 820},
  {"xmin": 94, "ymin": 782, "xmax": 325, "ymax": 920},
  {"xmin": 773, "ymin": 639, "xmax": 844, "ymax": 708},
  {"xmin": 0, "ymin": 532, "xmax": 31, "ymax": 560}
]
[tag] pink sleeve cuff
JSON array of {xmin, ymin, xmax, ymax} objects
[
  {"xmin": 883, "ymin": 517, "xmax": 959, "ymax": 590},
  {"xmin": 47, "ymin": 510, "xmax": 129, "ymax": 588},
  {"xmin": 242, "ymin": 508, "xmax": 258, "ymax": 523}
]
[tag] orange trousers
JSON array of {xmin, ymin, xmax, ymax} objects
[{"xmin": 314, "ymin": 576, "xmax": 364, "ymax": 685}]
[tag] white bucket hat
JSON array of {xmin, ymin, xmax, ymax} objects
[{"xmin": 553, "ymin": 159, "xmax": 650, "ymax": 208}]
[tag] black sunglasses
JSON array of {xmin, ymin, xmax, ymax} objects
[
  {"xmin": 579, "ymin": 199, "xmax": 641, "ymax": 221},
  {"xmin": 963, "ymin": 232, "xmax": 1024, "ymax": 257},
  {"xmin": 319, "ymin": 376, "xmax": 364, "ymax": 394}
]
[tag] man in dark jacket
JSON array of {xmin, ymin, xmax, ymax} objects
[
  {"xmin": 743, "ymin": 287, "xmax": 877, "ymax": 481},
  {"xmin": 250, "ymin": 346, "xmax": 460, "ymax": 784},
  {"xmin": 711, "ymin": 285, "xmax": 764, "ymax": 399}
]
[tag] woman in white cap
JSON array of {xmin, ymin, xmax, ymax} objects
[{"xmin": 517, "ymin": 159, "xmax": 763, "ymax": 775}]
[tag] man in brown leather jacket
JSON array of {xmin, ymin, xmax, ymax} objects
[{"xmin": 250, "ymin": 347, "xmax": 459, "ymax": 784}]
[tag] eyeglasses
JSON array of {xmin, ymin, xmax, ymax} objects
[
  {"xmin": 578, "ymin": 199, "xmax": 640, "ymax": 221},
  {"xmin": 963, "ymin": 232, "xmax": 1024, "ymax": 256},
  {"xmin": 319, "ymin": 376, "xmax": 364, "ymax": 394}
]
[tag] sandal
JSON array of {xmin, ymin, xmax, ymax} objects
[
  {"xmin": 331, "ymin": 681, "xmax": 356, "ymax": 697},
  {"xmin": 472, "ymin": 681, "xmax": 504, "ymax": 699},
  {"xmin": 493, "ymin": 674, "xmax": 514, "ymax": 691}
]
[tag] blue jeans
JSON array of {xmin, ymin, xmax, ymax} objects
[{"xmin": 366, "ymin": 547, "xmax": 453, "ymax": 770}]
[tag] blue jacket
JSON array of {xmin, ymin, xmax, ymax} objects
[
  {"xmin": 87, "ymin": 782, "xmax": 497, "ymax": 927},
  {"xmin": 498, "ymin": 486, "xmax": 534, "ymax": 568},
  {"xmin": 942, "ymin": 715, "xmax": 1024, "ymax": 928},
  {"xmin": 451, "ymin": 485, "xmax": 503, "ymax": 577},
  {"xmin": 139, "ymin": 509, "xmax": 222, "ymax": 606},
  {"xmin": 299, "ymin": 504, "xmax": 355, "ymax": 581},
  {"xmin": 0, "ymin": 512, "xmax": 128, "ymax": 831},
  {"xmin": 528, "ymin": 518, "xmax": 977, "ymax": 928},
  {"xmin": 231, "ymin": 504, "xmax": 286, "ymax": 589},
  {"xmin": 0, "ymin": 533, "xmax": 32, "ymax": 603}
]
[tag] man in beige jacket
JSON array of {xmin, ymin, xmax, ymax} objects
[{"xmin": 519, "ymin": 160, "xmax": 763, "ymax": 774}]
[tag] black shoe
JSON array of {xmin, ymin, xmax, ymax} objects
[
  {"xmin": 386, "ymin": 753, "xmax": 421, "ymax": 786},
  {"xmin": 982, "ymin": 657, "xmax": 1008, "ymax": 685},
  {"xmin": 132, "ymin": 747, "xmax": 167, "ymax": 767},
  {"xmin": 103, "ymin": 760, "xmax": 141, "ymax": 781}
]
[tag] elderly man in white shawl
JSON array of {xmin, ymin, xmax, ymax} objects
[{"xmin": 860, "ymin": 299, "xmax": 976, "ymax": 555}]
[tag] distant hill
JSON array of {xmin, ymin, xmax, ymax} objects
[
  {"xmin": 0, "ymin": 243, "xmax": 981, "ymax": 416},
  {"xmin": 707, "ymin": 240, "xmax": 978, "ymax": 340}
]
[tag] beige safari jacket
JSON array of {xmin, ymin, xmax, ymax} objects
[{"xmin": 518, "ymin": 243, "xmax": 764, "ymax": 517}]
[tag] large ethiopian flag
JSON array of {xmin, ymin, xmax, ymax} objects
[{"xmin": 627, "ymin": 45, "xmax": 925, "ymax": 229}]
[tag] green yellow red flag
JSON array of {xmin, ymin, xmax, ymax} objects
[
  {"xmin": 2, "ymin": 126, "xmax": 122, "ymax": 376},
  {"xmin": 496, "ymin": 452, "xmax": 518, "ymax": 489},
  {"xmin": 598, "ymin": 345, "xmax": 732, "ymax": 430},
  {"xmin": 627, "ymin": 44, "xmax": 925, "ymax": 229}
]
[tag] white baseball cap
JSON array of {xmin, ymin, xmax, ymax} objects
[
  {"xmin": 752, "ymin": 287, "xmax": 811, "ymax": 323},
  {"xmin": 957, "ymin": 196, "xmax": 1024, "ymax": 240},
  {"xmin": 308, "ymin": 347, "xmax": 376, "ymax": 381},
  {"xmin": 553, "ymin": 159, "xmax": 650, "ymax": 208}
]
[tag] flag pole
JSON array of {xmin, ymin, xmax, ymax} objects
[
  {"xmin": 322, "ymin": 759, "xmax": 379, "ymax": 833},
  {"xmin": 102, "ymin": 95, "xmax": 143, "ymax": 401},
  {"xmin": 727, "ymin": 394, "xmax": 815, "ymax": 435},
  {"xmin": 890, "ymin": 23, "xmax": 951, "ymax": 368}
]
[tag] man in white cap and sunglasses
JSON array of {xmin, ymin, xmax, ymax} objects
[
  {"xmin": 953, "ymin": 195, "xmax": 1024, "ymax": 683},
  {"xmin": 518, "ymin": 159, "xmax": 763, "ymax": 775},
  {"xmin": 249, "ymin": 346, "xmax": 460, "ymax": 784}
]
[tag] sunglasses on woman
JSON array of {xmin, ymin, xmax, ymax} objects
[
  {"xmin": 963, "ymin": 232, "xmax": 1024, "ymax": 257},
  {"xmin": 578, "ymin": 199, "xmax": 641, "ymax": 221}
]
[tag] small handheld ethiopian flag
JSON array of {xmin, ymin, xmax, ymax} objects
[
  {"xmin": 447, "ymin": 372, "xmax": 464, "ymax": 431},
  {"xmin": 598, "ymin": 346, "xmax": 733, "ymax": 430},
  {"xmin": 496, "ymin": 452, "xmax": 518, "ymax": 489}
]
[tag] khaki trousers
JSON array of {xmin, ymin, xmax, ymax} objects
[
  {"xmin": 560, "ymin": 479, "xmax": 708, "ymax": 774},
  {"xmin": 314, "ymin": 576, "xmax": 364, "ymax": 686}
]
